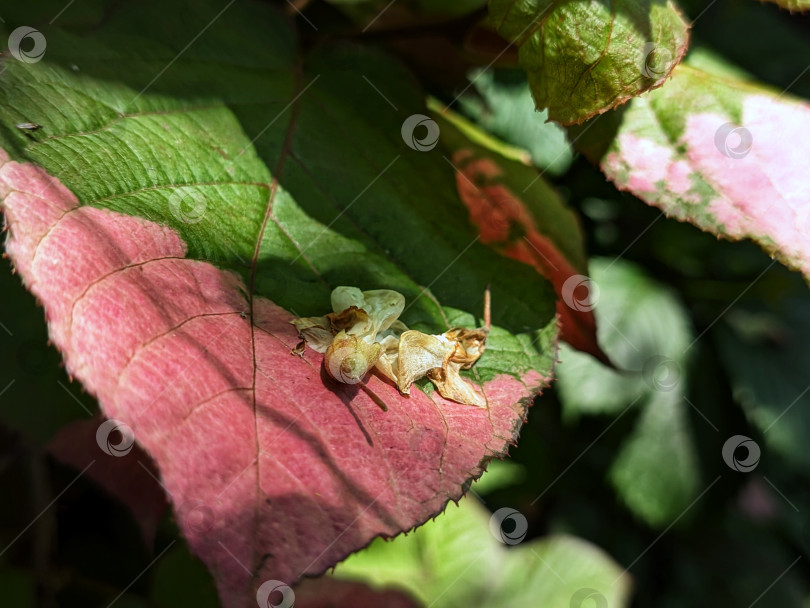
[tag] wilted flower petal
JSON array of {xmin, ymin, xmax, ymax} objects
[
  {"xmin": 428, "ymin": 363, "xmax": 487, "ymax": 408},
  {"xmin": 290, "ymin": 316, "xmax": 333, "ymax": 353},
  {"xmin": 292, "ymin": 286, "xmax": 489, "ymax": 407},
  {"xmin": 396, "ymin": 330, "xmax": 454, "ymax": 394}
]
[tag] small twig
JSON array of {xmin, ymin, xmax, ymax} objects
[{"xmin": 483, "ymin": 284, "xmax": 491, "ymax": 331}]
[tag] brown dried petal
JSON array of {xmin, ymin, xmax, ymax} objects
[
  {"xmin": 290, "ymin": 316, "xmax": 333, "ymax": 353},
  {"xmin": 372, "ymin": 334, "xmax": 400, "ymax": 385},
  {"xmin": 427, "ymin": 362, "xmax": 487, "ymax": 408},
  {"xmin": 356, "ymin": 289, "xmax": 406, "ymax": 334},
  {"xmin": 328, "ymin": 306, "xmax": 373, "ymax": 335},
  {"xmin": 291, "ymin": 341, "xmax": 306, "ymax": 357},
  {"xmin": 443, "ymin": 327, "xmax": 489, "ymax": 367},
  {"xmin": 397, "ymin": 327, "xmax": 489, "ymax": 406},
  {"xmin": 395, "ymin": 330, "xmax": 455, "ymax": 394}
]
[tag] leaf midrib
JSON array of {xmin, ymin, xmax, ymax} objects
[{"xmin": 244, "ymin": 59, "xmax": 304, "ymax": 589}]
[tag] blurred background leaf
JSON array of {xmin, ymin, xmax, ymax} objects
[
  {"xmin": 556, "ymin": 258, "xmax": 700, "ymax": 527},
  {"xmin": 333, "ymin": 494, "xmax": 632, "ymax": 608},
  {"xmin": 455, "ymin": 68, "xmax": 573, "ymax": 176}
]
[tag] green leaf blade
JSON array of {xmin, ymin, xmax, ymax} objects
[{"xmin": 488, "ymin": 0, "xmax": 690, "ymax": 124}]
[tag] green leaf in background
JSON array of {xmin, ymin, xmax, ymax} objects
[
  {"xmin": 488, "ymin": 0, "xmax": 690, "ymax": 125},
  {"xmin": 334, "ymin": 495, "xmax": 632, "ymax": 608},
  {"xmin": 556, "ymin": 258, "xmax": 700, "ymax": 527},
  {"xmin": 469, "ymin": 459, "xmax": 527, "ymax": 495},
  {"xmin": 687, "ymin": 1, "xmax": 810, "ymax": 100},
  {"xmin": 457, "ymin": 68, "xmax": 573, "ymax": 176},
  {"xmin": 573, "ymin": 49, "xmax": 810, "ymax": 282},
  {"xmin": 715, "ymin": 290, "xmax": 810, "ymax": 475}
]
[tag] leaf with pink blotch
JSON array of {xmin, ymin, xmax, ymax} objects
[{"xmin": 574, "ymin": 51, "xmax": 810, "ymax": 282}]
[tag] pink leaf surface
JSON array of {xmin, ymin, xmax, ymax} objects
[
  {"xmin": 588, "ymin": 63, "xmax": 810, "ymax": 279},
  {"xmin": 0, "ymin": 150, "xmax": 547, "ymax": 607}
]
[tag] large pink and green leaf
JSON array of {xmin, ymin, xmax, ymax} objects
[
  {"xmin": 0, "ymin": 2, "xmax": 558, "ymax": 606},
  {"xmin": 574, "ymin": 51, "xmax": 810, "ymax": 281},
  {"xmin": 488, "ymin": 0, "xmax": 690, "ymax": 125}
]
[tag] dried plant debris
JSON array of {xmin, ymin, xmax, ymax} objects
[{"xmin": 291, "ymin": 286, "xmax": 489, "ymax": 407}]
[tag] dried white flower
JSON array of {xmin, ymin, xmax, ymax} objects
[{"xmin": 291, "ymin": 286, "xmax": 489, "ymax": 407}]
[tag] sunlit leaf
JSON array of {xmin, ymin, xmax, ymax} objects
[
  {"xmin": 0, "ymin": 2, "xmax": 558, "ymax": 605},
  {"xmin": 334, "ymin": 496, "xmax": 632, "ymax": 608},
  {"xmin": 575, "ymin": 51, "xmax": 810, "ymax": 281},
  {"xmin": 488, "ymin": 0, "xmax": 690, "ymax": 124}
]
